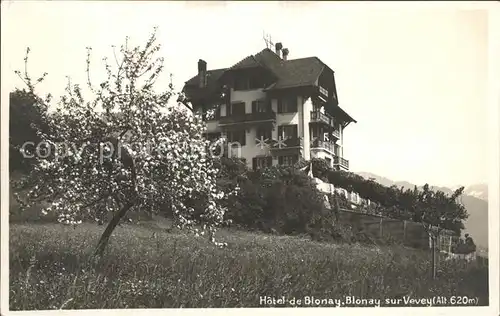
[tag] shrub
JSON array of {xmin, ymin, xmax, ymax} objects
[{"xmin": 221, "ymin": 164, "xmax": 330, "ymax": 239}]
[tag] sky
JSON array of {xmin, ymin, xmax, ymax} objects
[{"xmin": 1, "ymin": 1, "xmax": 492, "ymax": 188}]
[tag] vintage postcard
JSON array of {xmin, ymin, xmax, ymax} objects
[{"xmin": 1, "ymin": 1, "xmax": 498, "ymax": 316}]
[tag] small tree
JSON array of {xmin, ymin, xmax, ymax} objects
[
  {"xmin": 12, "ymin": 29, "xmax": 237, "ymax": 258},
  {"xmin": 9, "ymin": 87, "xmax": 50, "ymax": 173},
  {"xmin": 415, "ymin": 184, "xmax": 468, "ymax": 279}
]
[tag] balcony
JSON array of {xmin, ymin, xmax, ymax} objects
[
  {"xmin": 310, "ymin": 110, "xmax": 332, "ymax": 125},
  {"xmin": 332, "ymin": 129, "xmax": 340, "ymax": 139},
  {"xmin": 310, "ymin": 111, "xmax": 341, "ymax": 139},
  {"xmin": 269, "ymin": 137, "xmax": 303, "ymax": 156},
  {"xmin": 310, "ymin": 138, "xmax": 335, "ymax": 153},
  {"xmin": 269, "ymin": 137, "xmax": 302, "ymax": 149},
  {"xmin": 219, "ymin": 111, "xmax": 276, "ymax": 127},
  {"xmin": 334, "ymin": 156, "xmax": 349, "ymax": 170}
]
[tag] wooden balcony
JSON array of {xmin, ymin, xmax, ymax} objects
[
  {"xmin": 269, "ymin": 137, "xmax": 302, "ymax": 150},
  {"xmin": 269, "ymin": 137, "xmax": 303, "ymax": 157},
  {"xmin": 219, "ymin": 111, "xmax": 276, "ymax": 128},
  {"xmin": 332, "ymin": 129, "xmax": 340, "ymax": 139},
  {"xmin": 310, "ymin": 138, "xmax": 335, "ymax": 153},
  {"xmin": 310, "ymin": 110, "xmax": 332, "ymax": 126},
  {"xmin": 310, "ymin": 111, "xmax": 340, "ymax": 139},
  {"xmin": 334, "ymin": 156, "xmax": 349, "ymax": 170}
]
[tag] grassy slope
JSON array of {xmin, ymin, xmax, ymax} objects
[{"xmin": 9, "ymin": 222, "xmax": 489, "ymax": 309}]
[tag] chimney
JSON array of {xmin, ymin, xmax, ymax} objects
[
  {"xmin": 198, "ymin": 59, "xmax": 207, "ymax": 88},
  {"xmin": 282, "ymin": 48, "xmax": 289, "ymax": 61},
  {"xmin": 275, "ymin": 42, "xmax": 283, "ymax": 57}
]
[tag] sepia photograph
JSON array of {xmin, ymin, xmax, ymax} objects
[{"xmin": 1, "ymin": 1, "xmax": 498, "ymax": 314}]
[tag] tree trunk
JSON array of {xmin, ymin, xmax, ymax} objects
[
  {"xmin": 431, "ymin": 236, "xmax": 437, "ymax": 280},
  {"xmin": 94, "ymin": 200, "xmax": 135, "ymax": 258}
]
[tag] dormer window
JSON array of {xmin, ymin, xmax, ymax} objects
[
  {"xmin": 234, "ymin": 77, "xmax": 248, "ymax": 90},
  {"xmin": 234, "ymin": 76, "xmax": 262, "ymax": 91},
  {"xmin": 249, "ymin": 77, "xmax": 261, "ymax": 90}
]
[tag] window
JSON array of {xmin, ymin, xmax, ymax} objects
[
  {"xmin": 234, "ymin": 78, "xmax": 248, "ymax": 91},
  {"xmin": 230, "ymin": 102, "xmax": 245, "ymax": 116},
  {"xmin": 227, "ymin": 130, "xmax": 246, "ymax": 146},
  {"xmin": 252, "ymin": 100, "xmax": 269, "ymax": 113},
  {"xmin": 253, "ymin": 156, "xmax": 272, "ymax": 170},
  {"xmin": 234, "ymin": 76, "xmax": 261, "ymax": 90},
  {"xmin": 311, "ymin": 127, "xmax": 319, "ymax": 139},
  {"xmin": 278, "ymin": 96, "xmax": 298, "ymax": 113},
  {"xmin": 278, "ymin": 124, "xmax": 298, "ymax": 140},
  {"xmin": 256, "ymin": 127, "xmax": 272, "ymax": 142},
  {"xmin": 249, "ymin": 77, "xmax": 261, "ymax": 90},
  {"xmin": 334, "ymin": 144, "xmax": 340, "ymax": 156},
  {"xmin": 279, "ymin": 155, "xmax": 298, "ymax": 166}
]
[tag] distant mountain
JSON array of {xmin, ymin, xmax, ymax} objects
[
  {"xmin": 464, "ymin": 183, "xmax": 488, "ymax": 201},
  {"xmin": 356, "ymin": 172, "xmax": 488, "ymax": 251}
]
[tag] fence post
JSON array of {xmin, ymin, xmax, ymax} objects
[
  {"xmin": 379, "ymin": 217, "xmax": 383, "ymax": 237},
  {"xmin": 403, "ymin": 220, "xmax": 407, "ymax": 243}
]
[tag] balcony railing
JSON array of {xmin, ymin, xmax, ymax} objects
[
  {"xmin": 334, "ymin": 156, "xmax": 349, "ymax": 170},
  {"xmin": 310, "ymin": 138, "xmax": 335, "ymax": 152},
  {"xmin": 310, "ymin": 111, "xmax": 341, "ymax": 139},
  {"xmin": 269, "ymin": 137, "xmax": 302, "ymax": 150},
  {"xmin": 219, "ymin": 111, "xmax": 276, "ymax": 126},
  {"xmin": 332, "ymin": 129, "xmax": 340, "ymax": 139},
  {"xmin": 310, "ymin": 110, "xmax": 332, "ymax": 125}
]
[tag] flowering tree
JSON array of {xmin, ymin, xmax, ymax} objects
[{"xmin": 12, "ymin": 29, "xmax": 236, "ymax": 257}]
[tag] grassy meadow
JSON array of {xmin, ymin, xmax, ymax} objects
[{"xmin": 9, "ymin": 221, "xmax": 489, "ymax": 309}]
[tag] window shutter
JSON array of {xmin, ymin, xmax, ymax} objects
[
  {"xmin": 292, "ymin": 125, "xmax": 298, "ymax": 138},
  {"xmin": 241, "ymin": 130, "xmax": 246, "ymax": 146},
  {"xmin": 277, "ymin": 99, "xmax": 283, "ymax": 113},
  {"xmin": 267, "ymin": 99, "xmax": 272, "ymax": 112},
  {"xmin": 252, "ymin": 157, "xmax": 257, "ymax": 170},
  {"xmin": 278, "ymin": 126, "xmax": 283, "ymax": 139},
  {"xmin": 251, "ymin": 101, "xmax": 257, "ymax": 113}
]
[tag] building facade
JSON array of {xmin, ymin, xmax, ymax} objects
[{"xmin": 182, "ymin": 44, "xmax": 356, "ymax": 171}]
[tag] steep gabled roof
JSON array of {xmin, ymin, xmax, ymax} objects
[
  {"xmin": 184, "ymin": 68, "xmax": 227, "ymax": 87},
  {"xmin": 266, "ymin": 56, "xmax": 325, "ymax": 90},
  {"xmin": 332, "ymin": 104, "xmax": 357, "ymax": 124},
  {"xmin": 229, "ymin": 55, "xmax": 263, "ymax": 70},
  {"xmin": 184, "ymin": 49, "xmax": 328, "ymax": 95},
  {"xmin": 225, "ymin": 48, "xmax": 325, "ymax": 90},
  {"xmin": 183, "ymin": 68, "xmax": 227, "ymax": 101}
]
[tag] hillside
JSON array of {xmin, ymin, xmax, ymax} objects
[
  {"xmin": 9, "ymin": 223, "xmax": 489, "ymax": 308},
  {"xmin": 356, "ymin": 172, "xmax": 489, "ymax": 251}
]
